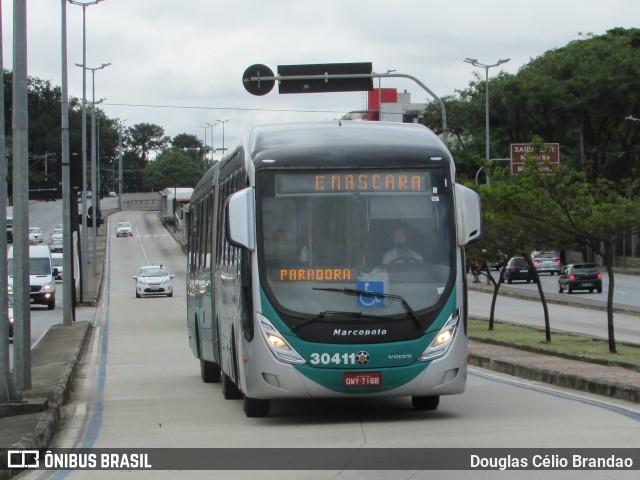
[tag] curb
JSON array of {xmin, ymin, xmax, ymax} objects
[
  {"xmin": 0, "ymin": 321, "xmax": 92, "ymax": 479},
  {"xmin": 468, "ymin": 351, "xmax": 640, "ymax": 404}
]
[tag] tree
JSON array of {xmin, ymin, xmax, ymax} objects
[
  {"xmin": 143, "ymin": 149, "xmax": 204, "ymax": 191},
  {"xmin": 124, "ymin": 123, "xmax": 170, "ymax": 163}
]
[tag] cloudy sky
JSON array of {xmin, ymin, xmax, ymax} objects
[{"xmin": 2, "ymin": 0, "xmax": 639, "ymax": 157}]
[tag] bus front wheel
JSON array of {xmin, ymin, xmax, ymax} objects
[
  {"xmin": 244, "ymin": 396, "xmax": 270, "ymax": 417},
  {"xmin": 412, "ymin": 395, "xmax": 439, "ymax": 411}
]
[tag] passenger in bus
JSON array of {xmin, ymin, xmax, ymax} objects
[{"xmin": 382, "ymin": 227, "xmax": 423, "ymax": 264}]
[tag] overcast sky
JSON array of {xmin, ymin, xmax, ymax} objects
[{"xmin": 2, "ymin": 0, "xmax": 639, "ymax": 158}]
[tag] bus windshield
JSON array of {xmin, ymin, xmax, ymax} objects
[{"xmin": 257, "ymin": 169, "xmax": 453, "ymax": 317}]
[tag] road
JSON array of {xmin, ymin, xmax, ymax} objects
[
  {"xmin": 473, "ymin": 269, "xmax": 640, "ymax": 309},
  {"xmin": 16, "ymin": 210, "xmax": 639, "ymax": 480},
  {"xmin": 8, "ymin": 197, "xmax": 117, "ymax": 362}
]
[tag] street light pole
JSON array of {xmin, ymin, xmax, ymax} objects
[
  {"xmin": 78, "ymin": 63, "xmax": 110, "ymax": 276},
  {"xmin": 206, "ymin": 122, "xmax": 218, "ymax": 165},
  {"xmin": 464, "ymin": 57, "xmax": 510, "ymax": 183},
  {"xmin": 216, "ymin": 119, "xmax": 229, "ymax": 154},
  {"xmin": 200, "ymin": 124, "xmax": 210, "ymax": 165},
  {"xmin": 68, "ymin": 0, "xmax": 106, "ymax": 300}
]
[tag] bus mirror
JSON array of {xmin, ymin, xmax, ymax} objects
[
  {"xmin": 227, "ymin": 187, "xmax": 255, "ymax": 250},
  {"xmin": 454, "ymin": 184, "xmax": 482, "ymax": 246}
]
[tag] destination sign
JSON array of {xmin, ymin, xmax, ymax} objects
[
  {"xmin": 276, "ymin": 171, "xmax": 430, "ymax": 195},
  {"xmin": 278, "ymin": 268, "xmax": 353, "ymax": 282}
]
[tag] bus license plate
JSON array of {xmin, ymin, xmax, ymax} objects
[{"xmin": 344, "ymin": 372, "xmax": 382, "ymax": 387}]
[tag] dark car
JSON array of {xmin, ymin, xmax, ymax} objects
[
  {"xmin": 503, "ymin": 256, "xmax": 536, "ymax": 284},
  {"xmin": 558, "ymin": 264, "xmax": 603, "ymax": 294}
]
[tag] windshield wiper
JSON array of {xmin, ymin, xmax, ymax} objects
[
  {"xmin": 313, "ymin": 287, "xmax": 422, "ymax": 328},
  {"xmin": 293, "ymin": 310, "xmax": 390, "ymax": 331}
]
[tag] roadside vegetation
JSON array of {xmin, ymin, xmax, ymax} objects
[{"xmin": 469, "ymin": 318, "xmax": 640, "ymax": 370}]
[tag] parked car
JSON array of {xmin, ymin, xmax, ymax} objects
[
  {"xmin": 558, "ymin": 264, "xmax": 603, "ymax": 294},
  {"xmin": 533, "ymin": 252, "xmax": 562, "ymax": 275},
  {"xmin": 116, "ymin": 221, "xmax": 133, "ymax": 237},
  {"xmin": 503, "ymin": 256, "xmax": 536, "ymax": 284},
  {"xmin": 51, "ymin": 252, "xmax": 64, "ymax": 280},
  {"xmin": 133, "ymin": 265, "xmax": 174, "ymax": 298},
  {"xmin": 28, "ymin": 227, "xmax": 43, "ymax": 244}
]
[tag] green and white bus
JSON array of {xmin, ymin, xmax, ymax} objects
[{"xmin": 186, "ymin": 121, "xmax": 481, "ymax": 417}]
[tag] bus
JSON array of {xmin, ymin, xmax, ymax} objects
[{"xmin": 186, "ymin": 121, "xmax": 481, "ymax": 417}]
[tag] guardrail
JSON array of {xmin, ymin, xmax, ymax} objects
[{"xmin": 121, "ymin": 199, "xmax": 161, "ymax": 211}]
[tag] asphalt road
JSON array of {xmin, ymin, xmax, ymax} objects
[{"xmin": 13, "ymin": 210, "xmax": 636, "ymax": 480}]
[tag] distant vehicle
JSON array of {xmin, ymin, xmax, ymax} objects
[
  {"xmin": 29, "ymin": 227, "xmax": 44, "ymax": 244},
  {"xmin": 116, "ymin": 221, "xmax": 133, "ymax": 237},
  {"xmin": 49, "ymin": 238, "xmax": 64, "ymax": 253},
  {"xmin": 503, "ymin": 256, "xmax": 536, "ymax": 284},
  {"xmin": 108, "ymin": 191, "xmax": 117, "ymax": 197},
  {"xmin": 6, "ymin": 206, "xmax": 13, "ymax": 243},
  {"xmin": 8, "ymin": 245, "xmax": 57, "ymax": 309},
  {"xmin": 133, "ymin": 265, "xmax": 174, "ymax": 298},
  {"xmin": 50, "ymin": 228, "xmax": 63, "ymax": 242},
  {"xmin": 533, "ymin": 252, "xmax": 561, "ymax": 275},
  {"xmin": 51, "ymin": 252, "xmax": 64, "ymax": 280},
  {"xmin": 558, "ymin": 264, "xmax": 603, "ymax": 294},
  {"xmin": 8, "ymin": 294, "xmax": 13, "ymax": 339}
]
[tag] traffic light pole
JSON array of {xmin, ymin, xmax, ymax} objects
[{"xmin": 243, "ymin": 69, "xmax": 448, "ymax": 145}]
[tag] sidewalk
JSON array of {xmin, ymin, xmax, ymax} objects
[{"xmin": 1, "ymin": 218, "xmax": 640, "ymax": 477}]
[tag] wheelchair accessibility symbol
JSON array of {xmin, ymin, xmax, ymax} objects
[{"xmin": 356, "ymin": 281, "xmax": 385, "ymax": 308}]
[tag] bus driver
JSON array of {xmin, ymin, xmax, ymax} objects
[{"xmin": 382, "ymin": 227, "xmax": 424, "ymax": 264}]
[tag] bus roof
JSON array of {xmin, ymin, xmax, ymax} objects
[
  {"xmin": 243, "ymin": 121, "xmax": 451, "ymax": 169},
  {"xmin": 192, "ymin": 121, "xmax": 454, "ymax": 203}
]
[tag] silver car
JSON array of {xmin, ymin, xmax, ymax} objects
[
  {"xmin": 28, "ymin": 227, "xmax": 43, "ymax": 243},
  {"xmin": 133, "ymin": 265, "xmax": 174, "ymax": 298},
  {"xmin": 533, "ymin": 252, "xmax": 562, "ymax": 275},
  {"xmin": 116, "ymin": 221, "xmax": 133, "ymax": 237}
]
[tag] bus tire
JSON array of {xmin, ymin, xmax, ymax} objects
[
  {"xmin": 244, "ymin": 396, "xmax": 270, "ymax": 417},
  {"xmin": 412, "ymin": 395, "xmax": 439, "ymax": 411},
  {"xmin": 222, "ymin": 372, "xmax": 242, "ymax": 400},
  {"xmin": 200, "ymin": 359, "xmax": 221, "ymax": 383}
]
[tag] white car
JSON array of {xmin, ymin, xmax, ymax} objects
[
  {"xmin": 116, "ymin": 221, "xmax": 133, "ymax": 237},
  {"xmin": 29, "ymin": 227, "xmax": 43, "ymax": 243},
  {"xmin": 133, "ymin": 265, "xmax": 174, "ymax": 298},
  {"xmin": 50, "ymin": 228, "xmax": 63, "ymax": 242}
]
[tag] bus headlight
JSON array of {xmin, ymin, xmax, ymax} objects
[
  {"xmin": 418, "ymin": 309, "xmax": 461, "ymax": 362},
  {"xmin": 257, "ymin": 313, "xmax": 306, "ymax": 365}
]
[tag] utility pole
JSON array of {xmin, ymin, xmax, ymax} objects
[
  {"xmin": 61, "ymin": 0, "xmax": 74, "ymax": 325},
  {"xmin": 0, "ymin": 0, "xmax": 20, "ymax": 401},
  {"xmin": 12, "ymin": 0, "xmax": 31, "ymax": 390}
]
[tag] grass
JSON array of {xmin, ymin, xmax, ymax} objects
[{"xmin": 468, "ymin": 318, "xmax": 640, "ymax": 370}]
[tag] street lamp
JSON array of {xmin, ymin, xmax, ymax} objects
[
  {"xmin": 76, "ymin": 62, "xmax": 110, "ymax": 276},
  {"xmin": 464, "ymin": 57, "xmax": 510, "ymax": 182},
  {"xmin": 200, "ymin": 124, "xmax": 210, "ymax": 163},
  {"xmin": 216, "ymin": 119, "xmax": 229, "ymax": 154},
  {"xmin": 206, "ymin": 122, "xmax": 218, "ymax": 165},
  {"xmin": 68, "ymin": 0, "xmax": 106, "ymax": 296}
]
